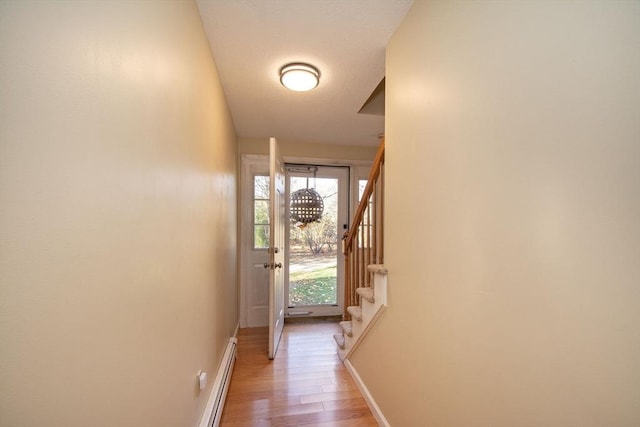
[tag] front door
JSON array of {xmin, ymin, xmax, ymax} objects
[
  {"xmin": 285, "ymin": 166, "xmax": 349, "ymax": 317},
  {"xmin": 239, "ymin": 156, "xmax": 353, "ymax": 329},
  {"xmin": 268, "ymin": 137, "xmax": 285, "ymax": 359}
]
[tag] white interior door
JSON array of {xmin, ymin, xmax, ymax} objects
[{"xmin": 268, "ymin": 137, "xmax": 285, "ymax": 359}]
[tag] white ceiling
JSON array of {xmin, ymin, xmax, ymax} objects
[{"xmin": 196, "ymin": 0, "xmax": 414, "ymax": 147}]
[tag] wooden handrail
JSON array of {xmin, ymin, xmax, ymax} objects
[
  {"xmin": 342, "ymin": 138, "xmax": 385, "ymax": 320},
  {"xmin": 344, "ymin": 139, "xmax": 385, "ymax": 251}
]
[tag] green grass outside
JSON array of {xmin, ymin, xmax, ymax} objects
[{"xmin": 289, "ymin": 266, "xmax": 337, "ymax": 305}]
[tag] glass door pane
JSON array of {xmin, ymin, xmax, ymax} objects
[
  {"xmin": 284, "ymin": 165, "xmax": 348, "ymax": 318},
  {"xmin": 288, "ymin": 176, "xmax": 339, "ymax": 306}
]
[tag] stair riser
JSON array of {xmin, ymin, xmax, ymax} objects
[
  {"xmin": 339, "ymin": 321, "xmax": 353, "ymax": 337},
  {"xmin": 372, "ymin": 270, "xmax": 387, "ymax": 306},
  {"xmin": 343, "ymin": 332, "xmax": 355, "ymax": 349},
  {"xmin": 351, "ymin": 317, "xmax": 364, "ymax": 337}
]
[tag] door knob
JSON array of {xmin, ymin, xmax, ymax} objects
[{"xmin": 263, "ymin": 262, "xmax": 282, "ymax": 269}]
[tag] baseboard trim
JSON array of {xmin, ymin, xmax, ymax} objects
[
  {"xmin": 198, "ymin": 335, "xmax": 238, "ymax": 427},
  {"xmin": 344, "ymin": 360, "xmax": 390, "ymax": 427}
]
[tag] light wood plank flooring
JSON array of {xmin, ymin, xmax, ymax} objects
[{"xmin": 220, "ymin": 321, "xmax": 378, "ymax": 426}]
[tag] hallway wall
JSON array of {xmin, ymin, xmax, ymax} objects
[
  {"xmin": 238, "ymin": 137, "xmax": 378, "ymax": 162},
  {"xmin": 351, "ymin": 1, "xmax": 640, "ymax": 425},
  {"xmin": 0, "ymin": 2, "xmax": 237, "ymax": 426}
]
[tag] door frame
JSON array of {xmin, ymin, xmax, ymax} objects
[
  {"xmin": 284, "ymin": 165, "xmax": 350, "ymax": 318},
  {"xmin": 239, "ymin": 154, "xmax": 373, "ymax": 327}
]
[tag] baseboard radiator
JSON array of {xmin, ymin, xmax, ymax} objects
[{"xmin": 199, "ymin": 337, "xmax": 238, "ymax": 427}]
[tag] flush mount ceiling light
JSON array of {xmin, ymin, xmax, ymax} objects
[{"xmin": 279, "ymin": 63, "xmax": 320, "ymax": 92}]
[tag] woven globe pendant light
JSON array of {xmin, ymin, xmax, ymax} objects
[{"xmin": 290, "ymin": 188, "xmax": 324, "ymax": 224}]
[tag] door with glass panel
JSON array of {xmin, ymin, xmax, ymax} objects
[
  {"xmin": 268, "ymin": 138, "xmax": 285, "ymax": 359},
  {"xmin": 285, "ymin": 166, "xmax": 349, "ymax": 317}
]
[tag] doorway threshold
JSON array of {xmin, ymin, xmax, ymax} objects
[{"xmin": 284, "ymin": 315, "xmax": 342, "ymax": 324}]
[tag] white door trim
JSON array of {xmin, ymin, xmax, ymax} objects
[
  {"xmin": 284, "ymin": 165, "xmax": 349, "ymax": 317},
  {"xmin": 239, "ymin": 154, "xmax": 373, "ymax": 326}
]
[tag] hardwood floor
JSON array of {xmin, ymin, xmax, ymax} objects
[{"xmin": 220, "ymin": 321, "xmax": 378, "ymax": 426}]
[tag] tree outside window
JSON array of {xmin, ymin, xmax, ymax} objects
[{"xmin": 254, "ymin": 175, "xmax": 269, "ymax": 249}]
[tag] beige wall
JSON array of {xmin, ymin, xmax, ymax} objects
[
  {"xmin": 238, "ymin": 137, "xmax": 378, "ymax": 162},
  {"xmin": 0, "ymin": 2, "xmax": 237, "ymax": 426},
  {"xmin": 351, "ymin": 1, "xmax": 640, "ymax": 425}
]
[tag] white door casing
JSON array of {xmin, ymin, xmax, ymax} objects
[
  {"xmin": 284, "ymin": 166, "xmax": 349, "ymax": 317},
  {"xmin": 240, "ymin": 153, "xmax": 373, "ymax": 328}
]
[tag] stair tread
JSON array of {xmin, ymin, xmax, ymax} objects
[
  {"xmin": 333, "ymin": 334, "xmax": 345, "ymax": 349},
  {"xmin": 339, "ymin": 321, "xmax": 353, "ymax": 337},
  {"xmin": 356, "ymin": 287, "xmax": 375, "ymax": 303},
  {"xmin": 347, "ymin": 306, "xmax": 362, "ymax": 321},
  {"xmin": 367, "ymin": 264, "xmax": 388, "ymax": 275}
]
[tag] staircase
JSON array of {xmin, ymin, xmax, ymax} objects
[
  {"xmin": 334, "ymin": 139, "xmax": 386, "ymax": 359},
  {"xmin": 334, "ymin": 264, "xmax": 387, "ymax": 360}
]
